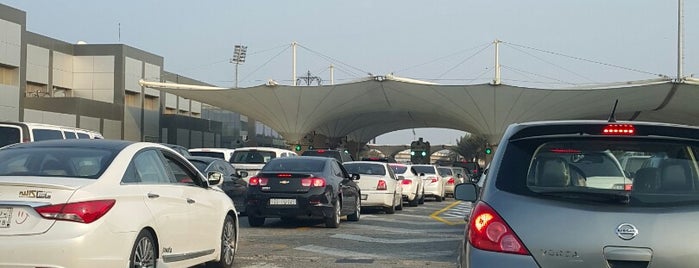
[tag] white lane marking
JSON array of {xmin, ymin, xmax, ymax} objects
[
  {"xmin": 348, "ymin": 223, "xmax": 464, "ymax": 234},
  {"xmin": 331, "ymin": 233, "xmax": 462, "ymax": 244},
  {"xmin": 294, "ymin": 244, "xmax": 455, "ymax": 260},
  {"xmin": 295, "ymin": 244, "xmax": 385, "ymax": 259},
  {"xmin": 359, "ymin": 216, "xmax": 446, "ymax": 225},
  {"xmin": 240, "ymin": 263, "xmax": 285, "ymax": 268}
]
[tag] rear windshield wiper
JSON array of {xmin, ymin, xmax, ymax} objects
[{"xmin": 537, "ymin": 190, "xmax": 631, "ymax": 204}]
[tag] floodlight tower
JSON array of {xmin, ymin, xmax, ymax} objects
[{"xmin": 231, "ymin": 44, "xmax": 247, "ymax": 88}]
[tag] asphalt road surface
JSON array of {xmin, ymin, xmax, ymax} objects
[{"xmin": 229, "ymin": 198, "xmax": 471, "ymax": 268}]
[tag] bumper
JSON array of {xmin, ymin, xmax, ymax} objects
[
  {"xmin": 445, "ymin": 184, "xmax": 455, "ymax": 194},
  {"xmin": 460, "ymin": 243, "xmax": 539, "ymax": 268},
  {"xmin": 361, "ymin": 191, "xmax": 394, "ymax": 208},
  {"xmin": 246, "ymin": 189, "xmax": 334, "ymax": 219},
  {"xmin": 401, "ymin": 184, "xmax": 417, "ymax": 201},
  {"xmin": 423, "ymin": 180, "xmax": 442, "ymax": 196},
  {"xmin": 0, "ymin": 221, "xmax": 133, "ymax": 268}
]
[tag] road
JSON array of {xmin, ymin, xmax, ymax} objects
[{"xmin": 230, "ymin": 198, "xmax": 472, "ymax": 268}]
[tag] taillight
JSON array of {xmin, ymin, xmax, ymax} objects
[
  {"xmin": 447, "ymin": 178, "xmax": 455, "ymax": 185},
  {"xmin": 301, "ymin": 177, "xmax": 326, "ymax": 187},
  {"xmin": 377, "ymin": 180, "xmax": 387, "ymax": 190},
  {"xmin": 613, "ymin": 183, "xmax": 633, "ymax": 191},
  {"xmin": 468, "ymin": 202, "xmax": 529, "ymax": 255},
  {"xmin": 431, "ymin": 178, "xmax": 438, "ymax": 183},
  {"xmin": 35, "ymin": 200, "xmax": 116, "ymax": 224},
  {"xmin": 249, "ymin": 177, "xmax": 268, "ymax": 186},
  {"xmin": 401, "ymin": 179, "xmax": 412, "ymax": 185}
]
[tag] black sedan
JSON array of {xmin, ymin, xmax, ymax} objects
[
  {"xmin": 246, "ymin": 156, "xmax": 361, "ymax": 228},
  {"xmin": 188, "ymin": 156, "xmax": 248, "ymax": 214}
]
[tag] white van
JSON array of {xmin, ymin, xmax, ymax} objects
[
  {"xmin": 0, "ymin": 122, "xmax": 103, "ymax": 147},
  {"xmin": 229, "ymin": 147, "xmax": 297, "ymax": 182}
]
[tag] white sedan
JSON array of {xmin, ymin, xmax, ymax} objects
[
  {"xmin": 0, "ymin": 140, "xmax": 238, "ymax": 268},
  {"xmin": 344, "ymin": 161, "xmax": 403, "ymax": 214},
  {"xmin": 412, "ymin": 164, "xmax": 446, "ymax": 202},
  {"xmin": 389, "ymin": 163, "xmax": 425, "ymax": 206}
]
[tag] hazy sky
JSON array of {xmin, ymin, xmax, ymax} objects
[{"xmin": 5, "ymin": 1, "xmax": 697, "ymax": 144}]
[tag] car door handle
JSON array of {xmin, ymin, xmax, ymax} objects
[
  {"xmin": 186, "ymin": 198, "xmax": 196, "ymax": 204},
  {"xmin": 147, "ymin": 193, "xmax": 160, "ymax": 198}
]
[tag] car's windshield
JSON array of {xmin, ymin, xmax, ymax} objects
[
  {"xmin": 0, "ymin": 147, "xmax": 116, "ymax": 179},
  {"xmin": 231, "ymin": 150, "xmax": 276, "ymax": 164},
  {"xmin": 262, "ymin": 158, "xmax": 325, "ymax": 173},
  {"xmin": 344, "ymin": 163, "xmax": 386, "ymax": 176},
  {"xmin": 500, "ymin": 138, "xmax": 699, "ymax": 206}
]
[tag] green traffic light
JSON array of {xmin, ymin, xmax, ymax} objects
[
  {"xmin": 421, "ymin": 151, "xmax": 427, "ymax": 157},
  {"xmin": 295, "ymin": 144, "xmax": 302, "ymax": 151},
  {"xmin": 485, "ymin": 147, "xmax": 492, "ymax": 154},
  {"xmin": 410, "ymin": 151, "xmax": 415, "ymax": 156}
]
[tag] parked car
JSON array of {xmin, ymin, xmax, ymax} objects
[
  {"xmin": 455, "ymin": 120, "xmax": 699, "ymax": 268},
  {"xmin": 245, "ymin": 156, "xmax": 361, "ymax": 228},
  {"xmin": 412, "ymin": 164, "xmax": 446, "ymax": 202},
  {"xmin": 0, "ymin": 139, "xmax": 238, "ymax": 268},
  {"xmin": 344, "ymin": 161, "xmax": 404, "ymax": 213},
  {"xmin": 301, "ymin": 148, "xmax": 354, "ymax": 163},
  {"xmin": 389, "ymin": 163, "xmax": 425, "ymax": 206},
  {"xmin": 188, "ymin": 156, "xmax": 248, "ymax": 214},
  {"xmin": 438, "ymin": 166, "xmax": 458, "ymax": 198},
  {"xmin": 189, "ymin": 148, "xmax": 236, "ymax": 162},
  {"xmin": 161, "ymin": 143, "xmax": 192, "ymax": 157},
  {"xmin": 229, "ymin": 147, "xmax": 297, "ymax": 183},
  {"xmin": 0, "ymin": 121, "xmax": 103, "ymax": 147}
]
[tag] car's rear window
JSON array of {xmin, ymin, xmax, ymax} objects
[
  {"xmin": 438, "ymin": 167, "xmax": 453, "ymax": 176},
  {"xmin": 497, "ymin": 138, "xmax": 699, "ymax": 206},
  {"xmin": 190, "ymin": 151, "xmax": 225, "ymax": 159},
  {"xmin": 344, "ymin": 163, "xmax": 386, "ymax": 176},
  {"xmin": 390, "ymin": 165, "xmax": 408, "ymax": 174},
  {"xmin": 0, "ymin": 147, "xmax": 116, "ymax": 179},
  {"xmin": 262, "ymin": 158, "xmax": 325, "ymax": 173},
  {"xmin": 32, "ymin": 129, "xmax": 64, "ymax": 141},
  {"xmin": 0, "ymin": 126, "xmax": 20, "ymax": 147},
  {"xmin": 412, "ymin": 165, "xmax": 436, "ymax": 174},
  {"xmin": 231, "ymin": 150, "xmax": 276, "ymax": 164}
]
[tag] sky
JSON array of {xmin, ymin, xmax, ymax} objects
[{"xmin": 5, "ymin": 1, "xmax": 697, "ymax": 145}]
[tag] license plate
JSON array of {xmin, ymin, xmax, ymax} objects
[
  {"xmin": 0, "ymin": 207, "xmax": 12, "ymax": 228},
  {"xmin": 269, "ymin": 199, "xmax": 296, "ymax": 205},
  {"xmin": 361, "ymin": 194, "xmax": 368, "ymax": 200}
]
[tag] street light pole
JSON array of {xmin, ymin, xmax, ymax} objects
[{"xmin": 230, "ymin": 44, "xmax": 247, "ymax": 88}]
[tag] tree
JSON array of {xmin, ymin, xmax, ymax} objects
[{"xmin": 452, "ymin": 134, "xmax": 489, "ymax": 163}]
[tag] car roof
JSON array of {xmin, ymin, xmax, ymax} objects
[
  {"xmin": 5, "ymin": 139, "xmax": 133, "ymax": 150},
  {"xmin": 186, "ymin": 156, "xmax": 227, "ymax": 163},
  {"xmin": 189, "ymin": 148, "xmax": 236, "ymax": 152},
  {"xmin": 234, "ymin": 147, "xmax": 294, "ymax": 153}
]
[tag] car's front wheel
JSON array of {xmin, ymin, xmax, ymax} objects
[
  {"xmin": 130, "ymin": 230, "xmax": 157, "ymax": 268},
  {"xmin": 347, "ymin": 197, "xmax": 360, "ymax": 221},
  {"xmin": 207, "ymin": 214, "xmax": 236, "ymax": 268}
]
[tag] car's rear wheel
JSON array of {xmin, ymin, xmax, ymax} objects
[
  {"xmin": 248, "ymin": 215, "xmax": 265, "ymax": 227},
  {"xmin": 130, "ymin": 230, "xmax": 157, "ymax": 268},
  {"xmin": 395, "ymin": 193, "xmax": 403, "ymax": 211},
  {"xmin": 207, "ymin": 215, "xmax": 236, "ymax": 268},
  {"xmin": 408, "ymin": 189, "xmax": 419, "ymax": 207},
  {"xmin": 384, "ymin": 198, "xmax": 396, "ymax": 214},
  {"xmin": 418, "ymin": 189, "xmax": 425, "ymax": 204},
  {"xmin": 325, "ymin": 199, "xmax": 341, "ymax": 228},
  {"xmin": 347, "ymin": 197, "xmax": 360, "ymax": 221},
  {"xmin": 435, "ymin": 193, "xmax": 443, "ymax": 202}
]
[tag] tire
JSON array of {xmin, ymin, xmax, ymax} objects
[
  {"xmin": 384, "ymin": 198, "xmax": 396, "ymax": 214},
  {"xmin": 418, "ymin": 189, "xmax": 425, "ymax": 205},
  {"xmin": 248, "ymin": 215, "xmax": 265, "ymax": 227},
  {"xmin": 347, "ymin": 197, "xmax": 360, "ymax": 221},
  {"xmin": 207, "ymin": 215, "xmax": 236, "ymax": 268},
  {"xmin": 395, "ymin": 193, "xmax": 403, "ymax": 211},
  {"xmin": 129, "ymin": 230, "xmax": 157, "ymax": 268},
  {"xmin": 408, "ymin": 189, "xmax": 419, "ymax": 207},
  {"xmin": 325, "ymin": 199, "xmax": 341, "ymax": 228},
  {"xmin": 435, "ymin": 194, "xmax": 443, "ymax": 202}
]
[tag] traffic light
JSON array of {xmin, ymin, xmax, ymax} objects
[
  {"xmin": 410, "ymin": 138, "xmax": 431, "ymax": 164},
  {"xmin": 485, "ymin": 147, "xmax": 492, "ymax": 154},
  {"xmin": 295, "ymin": 144, "xmax": 302, "ymax": 151}
]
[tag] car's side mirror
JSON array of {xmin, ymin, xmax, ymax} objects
[
  {"xmin": 397, "ymin": 175, "xmax": 405, "ymax": 180},
  {"xmin": 454, "ymin": 183, "xmax": 478, "ymax": 202},
  {"xmin": 350, "ymin": 173, "xmax": 360, "ymax": 181},
  {"xmin": 207, "ymin": 171, "xmax": 224, "ymax": 186},
  {"xmin": 238, "ymin": 170, "xmax": 249, "ymax": 178}
]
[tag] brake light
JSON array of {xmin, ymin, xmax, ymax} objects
[
  {"xmin": 448, "ymin": 178, "xmax": 455, "ymax": 185},
  {"xmin": 550, "ymin": 148, "xmax": 582, "ymax": 154},
  {"xmin": 468, "ymin": 202, "xmax": 529, "ymax": 255},
  {"xmin": 377, "ymin": 180, "xmax": 387, "ymax": 190},
  {"xmin": 613, "ymin": 183, "xmax": 633, "ymax": 191},
  {"xmin": 301, "ymin": 177, "xmax": 326, "ymax": 187},
  {"xmin": 35, "ymin": 200, "xmax": 116, "ymax": 224},
  {"xmin": 316, "ymin": 150, "xmax": 326, "ymax": 153},
  {"xmin": 249, "ymin": 177, "xmax": 268, "ymax": 186},
  {"xmin": 431, "ymin": 178, "xmax": 438, "ymax": 183},
  {"xmin": 401, "ymin": 179, "xmax": 412, "ymax": 185},
  {"xmin": 277, "ymin": 174, "xmax": 292, "ymax": 177},
  {"xmin": 603, "ymin": 124, "xmax": 636, "ymax": 135}
]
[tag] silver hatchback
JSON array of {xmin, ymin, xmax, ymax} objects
[{"xmin": 455, "ymin": 120, "xmax": 699, "ymax": 268}]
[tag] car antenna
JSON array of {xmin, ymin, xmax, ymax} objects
[{"xmin": 607, "ymin": 99, "xmax": 619, "ymax": 123}]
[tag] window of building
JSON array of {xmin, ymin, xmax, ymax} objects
[
  {"xmin": 26, "ymin": 82, "xmax": 49, "ymax": 97},
  {"xmin": 53, "ymin": 86, "xmax": 72, "ymax": 97},
  {"xmin": 125, "ymin": 91, "xmax": 140, "ymax": 107},
  {"xmin": 144, "ymin": 95, "xmax": 159, "ymax": 111},
  {"xmin": 0, "ymin": 64, "xmax": 18, "ymax": 86}
]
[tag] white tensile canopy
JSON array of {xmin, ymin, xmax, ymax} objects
[{"xmin": 140, "ymin": 76, "xmax": 699, "ymax": 145}]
